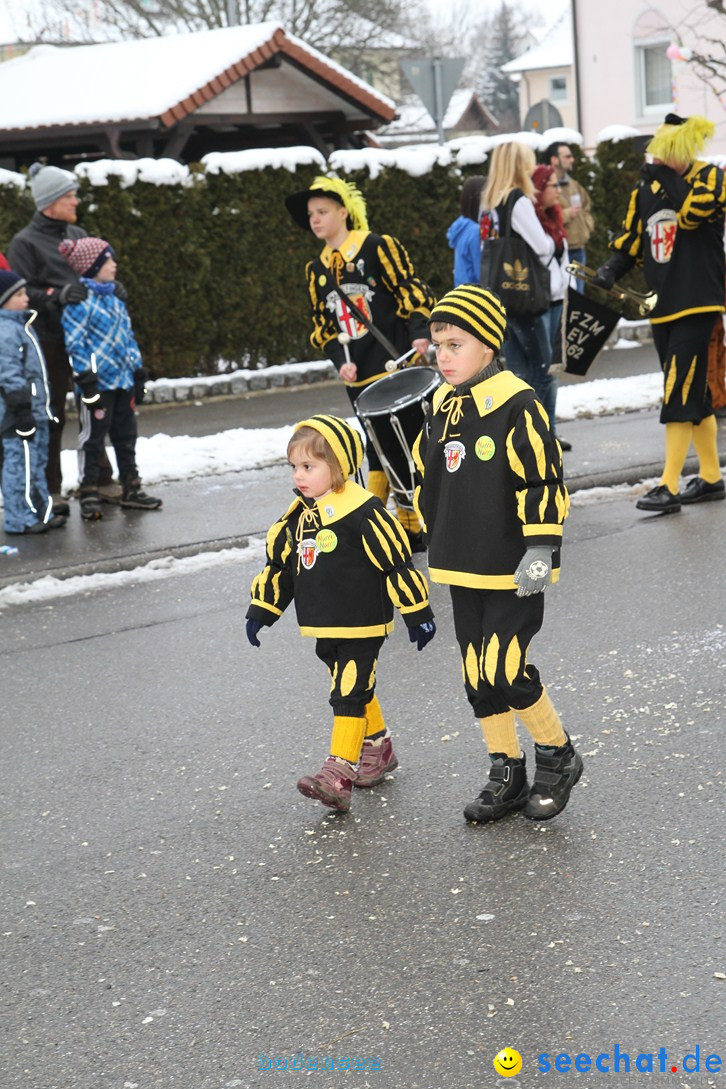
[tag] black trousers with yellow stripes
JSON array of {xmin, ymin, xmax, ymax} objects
[
  {"xmin": 653, "ymin": 313, "xmax": 715, "ymax": 424},
  {"xmin": 315, "ymin": 635, "xmax": 386, "ymax": 716},
  {"xmin": 449, "ymin": 587, "xmax": 545, "ymax": 718}
]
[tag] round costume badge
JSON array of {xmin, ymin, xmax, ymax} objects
[
  {"xmin": 318, "ymin": 274, "xmax": 327, "ymax": 286},
  {"xmin": 316, "ymin": 529, "xmax": 338, "ymax": 553},
  {"xmin": 475, "ymin": 435, "xmax": 496, "ymax": 461}
]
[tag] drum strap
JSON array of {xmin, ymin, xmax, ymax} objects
[{"xmin": 330, "ymin": 280, "xmax": 402, "ymax": 361}]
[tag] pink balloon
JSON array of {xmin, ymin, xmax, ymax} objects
[{"xmin": 666, "ymin": 42, "xmax": 682, "ymax": 60}]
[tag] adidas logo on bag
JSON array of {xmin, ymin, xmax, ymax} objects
[{"xmin": 502, "ymin": 259, "xmax": 531, "ymax": 291}]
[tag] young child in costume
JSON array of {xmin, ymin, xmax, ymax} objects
[
  {"xmin": 284, "ymin": 175, "xmax": 435, "ymax": 550},
  {"xmin": 0, "ymin": 270, "xmax": 66, "ymax": 535},
  {"xmin": 246, "ymin": 414, "xmax": 435, "ymax": 813},
  {"xmin": 59, "ymin": 236, "xmax": 160, "ymax": 520},
  {"xmin": 413, "ymin": 284, "xmax": 583, "ymax": 823}
]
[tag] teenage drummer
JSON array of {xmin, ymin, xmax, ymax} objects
[{"xmin": 285, "ymin": 175, "xmax": 436, "ymax": 551}]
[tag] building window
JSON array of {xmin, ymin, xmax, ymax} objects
[
  {"xmin": 549, "ymin": 76, "xmax": 567, "ymax": 102},
  {"xmin": 638, "ymin": 42, "xmax": 672, "ymax": 110}
]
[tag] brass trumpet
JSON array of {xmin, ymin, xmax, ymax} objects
[{"xmin": 567, "ymin": 261, "xmax": 657, "ymax": 319}]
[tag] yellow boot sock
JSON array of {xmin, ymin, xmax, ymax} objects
[
  {"xmin": 515, "ymin": 688, "xmax": 567, "ymax": 748},
  {"xmin": 330, "ymin": 715, "xmax": 366, "ymax": 765},
  {"xmin": 478, "ymin": 710, "xmax": 520, "ymax": 758},
  {"xmin": 364, "ymin": 695, "xmax": 387, "ymax": 740},
  {"xmin": 660, "ymin": 421, "xmax": 693, "ymax": 494},
  {"xmin": 395, "ymin": 506, "xmax": 422, "ymax": 534},
  {"xmin": 367, "ymin": 470, "xmax": 389, "ymax": 504},
  {"xmin": 691, "ymin": 415, "xmax": 722, "ymax": 482}
]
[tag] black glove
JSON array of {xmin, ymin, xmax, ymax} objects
[
  {"xmin": 59, "ymin": 282, "xmax": 88, "ymax": 306},
  {"xmin": 133, "ymin": 367, "xmax": 148, "ymax": 405},
  {"xmin": 408, "ymin": 619, "xmax": 436, "ymax": 651},
  {"xmin": 14, "ymin": 408, "xmax": 36, "ymax": 440},
  {"xmin": 75, "ymin": 370, "xmax": 100, "ymax": 405},
  {"xmin": 246, "ymin": 618, "xmax": 266, "ymax": 647},
  {"xmin": 114, "ymin": 280, "xmax": 128, "ymax": 302},
  {"xmin": 592, "ymin": 264, "xmax": 616, "ymax": 290}
]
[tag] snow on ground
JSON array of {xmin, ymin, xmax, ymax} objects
[
  {"xmin": 0, "ymin": 540, "xmax": 265, "ymax": 612},
  {"xmin": 59, "ymin": 370, "xmax": 662, "ymax": 487}
]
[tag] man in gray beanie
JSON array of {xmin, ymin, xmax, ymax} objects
[{"xmin": 8, "ymin": 162, "xmax": 119, "ymax": 510}]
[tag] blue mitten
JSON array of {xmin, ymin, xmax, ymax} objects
[
  {"xmin": 246, "ymin": 618, "xmax": 266, "ymax": 647},
  {"xmin": 408, "ymin": 619, "xmax": 436, "ymax": 651}
]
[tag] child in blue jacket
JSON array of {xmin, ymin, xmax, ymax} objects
[
  {"xmin": 59, "ymin": 237, "xmax": 161, "ymax": 520},
  {"xmin": 446, "ymin": 175, "xmax": 485, "ymax": 287},
  {"xmin": 0, "ymin": 270, "xmax": 66, "ymax": 535}
]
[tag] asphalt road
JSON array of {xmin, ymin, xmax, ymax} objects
[{"xmin": 2, "ymin": 484, "xmax": 724, "ymax": 1089}]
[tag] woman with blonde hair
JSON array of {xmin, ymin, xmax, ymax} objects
[{"xmin": 481, "ymin": 142, "xmax": 561, "ymax": 441}]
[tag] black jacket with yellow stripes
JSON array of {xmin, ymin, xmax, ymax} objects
[
  {"xmin": 608, "ymin": 160, "xmax": 726, "ymax": 324},
  {"xmin": 306, "ymin": 230, "xmax": 435, "ymax": 390},
  {"xmin": 247, "ymin": 480, "xmax": 433, "ymax": 638},
  {"xmin": 413, "ymin": 369, "xmax": 569, "ymax": 590}
]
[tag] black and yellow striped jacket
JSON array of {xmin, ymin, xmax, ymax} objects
[
  {"xmin": 413, "ymin": 370, "xmax": 569, "ymax": 589},
  {"xmin": 247, "ymin": 481, "xmax": 433, "ymax": 638},
  {"xmin": 610, "ymin": 159, "xmax": 726, "ymax": 324},
  {"xmin": 306, "ymin": 230, "xmax": 435, "ymax": 389}
]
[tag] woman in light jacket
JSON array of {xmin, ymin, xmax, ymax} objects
[{"xmin": 480, "ymin": 143, "xmax": 558, "ymax": 438}]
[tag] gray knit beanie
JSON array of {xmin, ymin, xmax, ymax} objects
[{"xmin": 28, "ymin": 162, "xmax": 78, "ymax": 211}]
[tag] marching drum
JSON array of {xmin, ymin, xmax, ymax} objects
[{"xmin": 355, "ymin": 367, "xmax": 442, "ymax": 510}]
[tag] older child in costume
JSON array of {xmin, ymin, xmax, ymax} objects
[
  {"xmin": 0, "ymin": 270, "xmax": 66, "ymax": 535},
  {"xmin": 246, "ymin": 415, "xmax": 435, "ymax": 813},
  {"xmin": 595, "ymin": 114, "xmax": 726, "ymax": 512},
  {"xmin": 413, "ymin": 285, "xmax": 582, "ymax": 823},
  {"xmin": 59, "ymin": 236, "xmax": 160, "ymax": 520},
  {"xmin": 285, "ymin": 176, "xmax": 436, "ymax": 550}
]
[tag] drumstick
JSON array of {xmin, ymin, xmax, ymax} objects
[
  {"xmin": 385, "ymin": 347, "xmax": 417, "ymax": 373},
  {"xmin": 338, "ymin": 332, "xmax": 353, "ymax": 367}
]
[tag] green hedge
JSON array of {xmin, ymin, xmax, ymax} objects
[{"xmin": 0, "ymin": 138, "xmax": 652, "ymax": 377}]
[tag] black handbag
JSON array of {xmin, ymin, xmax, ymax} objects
[{"xmin": 480, "ymin": 189, "xmax": 551, "ymax": 318}]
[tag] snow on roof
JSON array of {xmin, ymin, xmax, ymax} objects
[
  {"xmin": 0, "ymin": 22, "xmax": 394, "ymax": 133},
  {"xmin": 502, "ymin": 10, "xmax": 572, "ymax": 74},
  {"xmin": 595, "ymin": 124, "xmax": 642, "ymax": 143},
  {"xmin": 377, "ymin": 88, "xmax": 490, "ymax": 138}
]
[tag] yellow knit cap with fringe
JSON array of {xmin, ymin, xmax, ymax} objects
[
  {"xmin": 647, "ymin": 115, "xmax": 714, "ymax": 164},
  {"xmin": 293, "ymin": 415, "xmax": 364, "ymax": 480},
  {"xmin": 308, "ymin": 175, "xmax": 369, "ymax": 231}
]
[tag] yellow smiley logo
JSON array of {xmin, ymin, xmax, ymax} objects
[{"xmin": 493, "ymin": 1048, "xmax": 522, "ymax": 1077}]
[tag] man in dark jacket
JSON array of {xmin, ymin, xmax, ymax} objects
[{"xmin": 8, "ymin": 163, "xmax": 117, "ymax": 511}]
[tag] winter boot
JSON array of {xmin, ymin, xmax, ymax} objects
[
  {"xmin": 80, "ymin": 489, "xmax": 103, "ymax": 521},
  {"xmin": 354, "ymin": 737, "xmax": 399, "ymax": 788},
  {"xmin": 464, "ymin": 753, "xmax": 529, "ymax": 823},
  {"xmin": 120, "ymin": 480, "xmax": 162, "ymax": 510},
  {"xmin": 523, "ymin": 735, "xmax": 583, "ymax": 821},
  {"xmin": 297, "ymin": 757, "xmax": 355, "ymax": 812}
]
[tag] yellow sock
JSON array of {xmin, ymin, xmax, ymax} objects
[
  {"xmin": 367, "ymin": 470, "xmax": 389, "ymax": 504},
  {"xmin": 515, "ymin": 688, "xmax": 567, "ymax": 747},
  {"xmin": 478, "ymin": 710, "xmax": 520, "ymax": 758},
  {"xmin": 395, "ymin": 506, "xmax": 422, "ymax": 534},
  {"xmin": 364, "ymin": 695, "xmax": 387, "ymax": 739},
  {"xmin": 330, "ymin": 715, "xmax": 366, "ymax": 764},
  {"xmin": 660, "ymin": 421, "xmax": 693, "ymax": 493},
  {"xmin": 691, "ymin": 415, "xmax": 721, "ymax": 483}
]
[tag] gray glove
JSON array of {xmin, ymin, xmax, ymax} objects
[{"xmin": 514, "ymin": 546, "xmax": 553, "ymax": 597}]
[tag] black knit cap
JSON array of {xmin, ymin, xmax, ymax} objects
[{"xmin": 429, "ymin": 284, "xmax": 507, "ymax": 351}]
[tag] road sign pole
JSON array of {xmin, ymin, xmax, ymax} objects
[{"xmin": 433, "ymin": 57, "xmax": 445, "ymax": 145}]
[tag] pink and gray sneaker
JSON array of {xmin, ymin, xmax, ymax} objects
[
  {"xmin": 297, "ymin": 757, "xmax": 354, "ymax": 811},
  {"xmin": 354, "ymin": 737, "xmax": 399, "ymax": 788}
]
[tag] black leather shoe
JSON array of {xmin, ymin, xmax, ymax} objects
[
  {"xmin": 558, "ymin": 438, "xmax": 572, "ymax": 451},
  {"xmin": 636, "ymin": 484, "xmax": 681, "ymax": 513},
  {"xmin": 405, "ymin": 530, "xmax": 427, "ymax": 554},
  {"xmin": 679, "ymin": 476, "xmax": 725, "ymax": 504}
]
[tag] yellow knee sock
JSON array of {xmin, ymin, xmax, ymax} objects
[
  {"xmin": 364, "ymin": 695, "xmax": 387, "ymax": 740},
  {"xmin": 367, "ymin": 470, "xmax": 389, "ymax": 504},
  {"xmin": 478, "ymin": 710, "xmax": 520, "ymax": 758},
  {"xmin": 660, "ymin": 421, "xmax": 693, "ymax": 493},
  {"xmin": 691, "ymin": 415, "xmax": 722, "ymax": 483},
  {"xmin": 515, "ymin": 688, "xmax": 567, "ymax": 747},
  {"xmin": 330, "ymin": 715, "xmax": 366, "ymax": 764}
]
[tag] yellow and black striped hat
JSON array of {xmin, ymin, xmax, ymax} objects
[
  {"xmin": 293, "ymin": 415, "xmax": 364, "ymax": 479},
  {"xmin": 429, "ymin": 284, "xmax": 507, "ymax": 351}
]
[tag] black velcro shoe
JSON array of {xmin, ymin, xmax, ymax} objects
[
  {"xmin": 635, "ymin": 484, "xmax": 681, "ymax": 513},
  {"xmin": 523, "ymin": 736, "xmax": 583, "ymax": 821},
  {"xmin": 679, "ymin": 476, "xmax": 725, "ymax": 504},
  {"xmin": 464, "ymin": 754, "xmax": 529, "ymax": 823}
]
